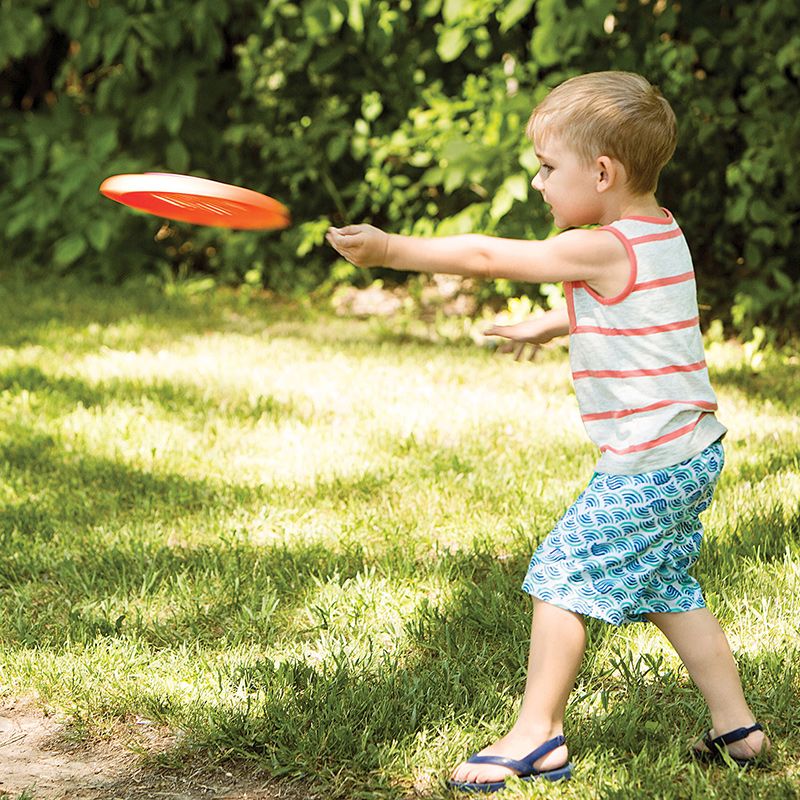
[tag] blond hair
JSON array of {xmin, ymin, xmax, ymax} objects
[{"xmin": 526, "ymin": 71, "xmax": 677, "ymax": 195}]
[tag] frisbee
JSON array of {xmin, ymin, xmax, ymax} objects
[{"xmin": 99, "ymin": 172, "xmax": 290, "ymax": 230}]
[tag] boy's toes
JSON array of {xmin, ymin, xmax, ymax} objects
[{"xmin": 449, "ymin": 761, "xmax": 513, "ymax": 786}]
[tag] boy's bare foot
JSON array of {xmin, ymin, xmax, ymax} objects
[{"xmin": 449, "ymin": 727, "xmax": 569, "ymax": 786}]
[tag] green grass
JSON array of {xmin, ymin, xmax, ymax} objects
[{"xmin": 1, "ymin": 274, "xmax": 798, "ymax": 799}]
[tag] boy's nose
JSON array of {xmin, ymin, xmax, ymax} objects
[{"xmin": 531, "ymin": 174, "xmax": 543, "ymax": 192}]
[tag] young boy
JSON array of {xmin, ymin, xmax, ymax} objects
[{"xmin": 326, "ymin": 71, "xmax": 769, "ymax": 792}]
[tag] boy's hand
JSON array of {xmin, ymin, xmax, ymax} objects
[
  {"xmin": 485, "ymin": 311, "xmax": 569, "ymax": 361},
  {"xmin": 326, "ymin": 224, "xmax": 390, "ymax": 268}
]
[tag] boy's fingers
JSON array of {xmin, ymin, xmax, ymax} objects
[
  {"xmin": 329, "ymin": 228, "xmax": 363, "ymax": 245},
  {"xmin": 527, "ymin": 344, "xmax": 541, "ymax": 362},
  {"xmin": 484, "ymin": 325, "xmax": 508, "ymax": 337}
]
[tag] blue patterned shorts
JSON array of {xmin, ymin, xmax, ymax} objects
[{"xmin": 522, "ymin": 440, "xmax": 724, "ymax": 625}]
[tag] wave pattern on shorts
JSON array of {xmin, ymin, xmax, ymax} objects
[{"xmin": 521, "ymin": 440, "xmax": 724, "ymax": 625}]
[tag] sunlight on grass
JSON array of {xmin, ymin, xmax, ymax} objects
[{"xmin": 0, "ymin": 280, "xmax": 798, "ymax": 798}]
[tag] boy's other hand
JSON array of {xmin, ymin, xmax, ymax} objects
[
  {"xmin": 484, "ymin": 316, "xmax": 566, "ymax": 361},
  {"xmin": 326, "ymin": 224, "xmax": 390, "ymax": 268}
]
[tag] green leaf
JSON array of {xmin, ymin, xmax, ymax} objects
[
  {"xmin": 438, "ymin": 27, "xmax": 468, "ymax": 62},
  {"xmin": 103, "ymin": 23, "xmax": 129, "ymax": 63},
  {"xmin": 326, "ymin": 133, "xmax": 348, "ymax": 162},
  {"xmin": 347, "ymin": 0, "xmax": 364, "ymax": 33},
  {"xmin": 443, "ymin": 165, "xmax": 466, "ymax": 194},
  {"xmin": 53, "ymin": 233, "xmax": 87, "ymax": 268},
  {"xmin": 0, "ymin": 138, "xmax": 22, "ymax": 155},
  {"xmin": 751, "ymin": 226, "xmax": 775, "ymax": 246},
  {"xmin": 313, "ymin": 43, "xmax": 347, "ymax": 72},
  {"xmin": 497, "ymin": 0, "xmax": 535, "ymax": 33},
  {"xmin": 90, "ymin": 127, "xmax": 119, "ymax": 161},
  {"xmin": 490, "ymin": 190, "xmax": 514, "ymax": 222},
  {"xmin": 86, "ymin": 220, "xmax": 112, "ymax": 252},
  {"xmin": 773, "ymin": 269, "xmax": 794, "ymax": 292},
  {"xmin": 489, "ymin": 175, "xmax": 529, "ymax": 222},
  {"xmin": 304, "ymin": 1, "xmax": 344, "ymax": 38},
  {"xmin": 530, "ymin": 25, "xmax": 560, "ymax": 68},
  {"xmin": 361, "ymin": 92, "xmax": 383, "ymax": 122},
  {"xmin": 504, "ymin": 173, "xmax": 529, "ymax": 202},
  {"xmin": 409, "ymin": 151, "xmax": 432, "ymax": 168},
  {"xmin": 166, "ymin": 139, "xmax": 190, "ymax": 172},
  {"xmin": 442, "ymin": 0, "xmax": 467, "ymax": 24},
  {"xmin": 749, "ymin": 199, "xmax": 772, "ymax": 224},
  {"xmin": 441, "ymin": 137, "xmax": 472, "ymax": 163},
  {"xmin": 727, "ymin": 196, "xmax": 748, "ymax": 224}
]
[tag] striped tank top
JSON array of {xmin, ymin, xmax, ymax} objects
[{"xmin": 564, "ymin": 210, "xmax": 727, "ymax": 474}]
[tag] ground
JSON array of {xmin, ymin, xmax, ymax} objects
[
  {"xmin": 0, "ymin": 279, "xmax": 797, "ymax": 799},
  {"xmin": 0, "ymin": 697, "xmax": 303, "ymax": 800}
]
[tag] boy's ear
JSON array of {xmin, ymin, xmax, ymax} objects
[{"xmin": 595, "ymin": 155, "xmax": 624, "ymax": 193}]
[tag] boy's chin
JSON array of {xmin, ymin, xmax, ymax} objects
[{"xmin": 553, "ymin": 211, "xmax": 595, "ymax": 229}]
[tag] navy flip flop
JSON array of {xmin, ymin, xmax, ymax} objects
[
  {"xmin": 447, "ymin": 735, "xmax": 573, "ymax": 793},
  {"xmin": 692, "ymin": 722, "xmax": 767, "ymax": 767}
]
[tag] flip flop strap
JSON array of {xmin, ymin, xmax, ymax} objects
[
  {"xmin": 467, "ymin": 735, "xmax": 566, "ymax": 773},
  {"xmin": 707, "ymin": 722, "xmax": 763, "ymax": 749}
]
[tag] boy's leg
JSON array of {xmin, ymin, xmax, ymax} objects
[
  {"xmin": 647, "ymin": 608, "xmax": 770, "ymax": 758},
  {"xmin": 450, "ymin": 598, "xmax": 586, "ymax": 785}
]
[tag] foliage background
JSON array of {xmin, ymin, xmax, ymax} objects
[{"xmin": 1, "ymin": 0, "xmax": 799, "ymax": 337}]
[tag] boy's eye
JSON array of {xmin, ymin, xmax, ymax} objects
[{"xmin": 539, "ymin": 164, "xmax": 553, "ymax": 177}]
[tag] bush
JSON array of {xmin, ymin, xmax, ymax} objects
[{"xmin": 1, "ymin": 1, "xmax": 798, "ymax": 336}]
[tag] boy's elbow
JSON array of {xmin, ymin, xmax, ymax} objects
[{"xmin": 465, "ymin": 234, "xmax": 495, "ymax": 278}]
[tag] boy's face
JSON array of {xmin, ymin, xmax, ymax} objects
[{"xmin": 531, "ymin": 136, "xmax": 604, "ymax": 229}]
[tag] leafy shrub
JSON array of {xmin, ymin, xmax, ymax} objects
[{"xmin": 1, "ymin": 1, "xmax": 797, "ymax": 335}]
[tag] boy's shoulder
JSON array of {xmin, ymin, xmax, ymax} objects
[
  {"xmin": 549, "ymin": 228, "xmax": 631, "ymax": 297},
  {"xmin": 551, "ymin": 227, "xmax": 629, "ymax": 267}
]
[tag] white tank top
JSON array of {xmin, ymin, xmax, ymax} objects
[{"xmin": 564, "ymin": 210, "xmax": 727, "ymax": 474}]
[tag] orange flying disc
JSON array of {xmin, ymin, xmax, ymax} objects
[{"xmin": 99, "ymin": 172, "xmax": 290, "ymax": 230}]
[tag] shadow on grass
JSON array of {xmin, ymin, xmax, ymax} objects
[
  {"xmin": 0, "ymin": 273, "xmax": 316, "ymax": 351},
  {"xmin": 711, "ymin": 360, "xmax": 800, "ymax": 411},
  {"xmin": 0, "ymin": 364, "xmax": 312, "ymax": 425},
  {"xmin": 0, "ymin": 431, "xmax": 394, "ymax": 645},
  {"xmin": 0, "ymin": 432, "xmax": 246, "ymax": 533},
  {"xmin": 0, "ymin": 277, "xmax": 208, "ymax": 348},
  {"xmin": 699, "ymin": 505, "xmax": 800, "ymax": 576}
]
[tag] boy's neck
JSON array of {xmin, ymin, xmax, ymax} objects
[{"xmin": 600, "ymin": 193, "xmax": 665, "ymax": 225}]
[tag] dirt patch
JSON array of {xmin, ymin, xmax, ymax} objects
[
  {"xmin": 331, "ymin": 275, "xmax": 480, "ymax": 319},
  {"xmin": 0, "ymin": 697, "xmax": 306, "ymax": 800}
]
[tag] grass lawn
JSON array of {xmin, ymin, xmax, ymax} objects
[{"xmin": 0, "ymin": 274, "xmax": 798, "ymax": 799}]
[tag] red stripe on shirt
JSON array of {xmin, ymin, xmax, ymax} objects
[
  {"xmin": 582, "ymin": 399, "xmax": 718, "ymax": 422},
  {"xmin": 629, "ymin": 228, "xmax": 683, "ymax": 245},
  {"xmin": 572, "ymin": 360, "xmax": 707, "ymax": 380},
  {"xmin": 598, "ymin": 413, "xmax": 705, "ymax": 455},
  {"xmin": 573, "ymin": 316, "xmax": 699, "ymax": 337},
  {"xmin": 632, "ymin": 270, "xmax": 695, "ymax": 292},
  {"xmin": 564, "ymin": 281, "xmax": 578, "ymax": 332},
  {"xmin": 623, "ymin": 209, "xmax": 674, "ymax": 225}
]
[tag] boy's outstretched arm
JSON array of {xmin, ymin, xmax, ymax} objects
[{"xmin": 325, "ymin": 223, "xmax": 623, "ymax": 286}]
